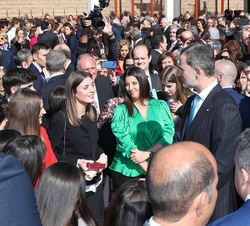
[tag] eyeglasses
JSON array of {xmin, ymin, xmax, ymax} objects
[{"xmin": 217, "ymin": 56, "xmax": 232, "ymax": 61}]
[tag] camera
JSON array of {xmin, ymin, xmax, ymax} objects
[{"xmin": 84, "ymin": 0, "xmax": 110, "ymax": 30}]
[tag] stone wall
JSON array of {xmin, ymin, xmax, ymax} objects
[{"xmin": 0, "ymin": 0, "xmax": 245, "ymax": 19}]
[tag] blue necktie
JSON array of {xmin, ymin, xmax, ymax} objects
[{"xmin": 186, "ymin": 95, "xmax": 200, "ymax": 131}]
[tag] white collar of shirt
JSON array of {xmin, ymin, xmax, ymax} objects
[
  {"xmin": 245, "ymin": 194, "xmax": 250, "ymax": 202},
  {"xmin": 163, "ymin": 25, "xmax": 169, "ymax": 32},
  {"xmin": 222, "ymin": 85, "xmax": 233, "ymax": 89},
  {"xmin": 65, "ymin": 60, "xmax": 71, "ymax": 70},
  {"xmin": 50, "ymin": 72, "xmax": 64, "ymax": 78},
  {"xmin": 154, "ymin": 49, "xmax": 162, "ymax": 54},
  {"xmin": 135, "ymin": 38, "xmax": 142, "ymax": 45},
  {"xmin": 145, "ymin": 217, "xmax": 162, "ymax": 226},
  {"xmin": 145, "ymin": 71, "xmax": 152, "ymax": 90},
  {"xmin": 197, "ymin": 80, "xmax": 218, "ymax": 101},
  {"xmin": 32, "ymin": 62, "xmax": 43, "ymax": 73}
]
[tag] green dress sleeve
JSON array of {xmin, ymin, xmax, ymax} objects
[
  {"xmin": 111, "ymin": 104, "xmax": 137, "ymax": 158},
  {"xmin": 157, "ymin": 100, "xmax": 175, "ymax": 146}
]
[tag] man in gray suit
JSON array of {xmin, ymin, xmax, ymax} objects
[
  {"xmin": 144, "ymin": 141, "xmax": 218, "ymax": 226},
  {"xmin": 178, "ymin": 43, "xmax": 242, "ymax": 222}
]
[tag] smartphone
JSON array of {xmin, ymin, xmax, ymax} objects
[
  {"xmin": 87, "ymin": 163, "xmax": 106, "ymax": 170},
  {"xmin": 101, "ymin": 61, "xmax": 117, "ymax": 69}
]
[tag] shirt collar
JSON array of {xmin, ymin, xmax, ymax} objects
[{"xmin": 197, "ymin": 80, "xmax": 218, "ymax": 101}]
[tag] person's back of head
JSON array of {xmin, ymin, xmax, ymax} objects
[
  {"xmin": 208, "ymin": 27, "xmax": 220, "ymax": 40},
  {"xmin": 105, "ymin": 179, "xmax": 152, "ymax": 226},
  {"xmin": 2, "ymin": 68, "xmax": 36, "ymax": 96},
  {"xmin": 146, "ymin": 141, "xmax": 218, "ymax": 226},
  {"xmin": 16, "ymin": 49, "xmax": 32, "ymax": 68},
  {"xmin": 235, "ymin": 129, "xmax": 250, "ymax": 200},
  {"xmin": 36, "ymin": 162, "xmax": 97, "ymax": 226},
  {"xmin": 53, "ymin": 43, "xmax": 71, "ymax": 60},
  {"xmin": 48, "ymin": 85, "xmax": 66, "ymax": 114},
  {"xmin": 130, "ymin": 27, "xmax": 141, "ymax": 40},
  {"xmin": 215, "ymin": 59, "xmax": 237, "ymax": 87},
  {"xmin": 41, "ymin": 21, "xmax": 49, "ymax": 31},
  {"xmin": 46, "ymin": 50, "xmax": 66, "ymax": 73},
  {"xmin": 2, "ymin": 135, "xmax": 45, "ymax": 186},
  {"xmin": 150, "ymin": 34, "xmax": 165, "ymax": 50},
  {"xmin": 0, "ymin": 129, "xmax": 21, "ymax": 151}
]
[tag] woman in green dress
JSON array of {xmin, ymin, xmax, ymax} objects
[{"xmin": 110, "ymin": 66, "xmax": 174, "ymax": 190}]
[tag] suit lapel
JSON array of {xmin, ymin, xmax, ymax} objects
[{"xmin": 183, "ymin": 85, "xmax": 222, "ymax": 139}]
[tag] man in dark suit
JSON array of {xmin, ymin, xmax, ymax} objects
[
  {"xmin": 129, "ymin": 27, "xmax": 143, "ymax": 48},
  {"xmin": 77, "ymin": 53, "xmax": 114, "ymax": 113},
  {"xmin": 38, "ymin": 20, "xmax": 59, "ymax": 49},
  {"xmin": 41, "ymin": 50, "xmax": 67, "ymax": 111},
  {"xmin": 0, "ymin": 49, "xmax": 16, "ymax": 70},
  {"xmin": 0, "ymin": 152, "xmax": 42, "ymax": 226},
  {"xmin": 178, "ymin": 43, "xmax": 242, "ymax": 222},
  {"xmin": 28, "ymin": 43, "xmax": 50, "ymax": 93},
  {"xmin": 144, "ymin": 141, "xmax": 218, "ymax": 226},
  {"xmin": 216, "ymin": 59, "xmax": 250, "ymax": 130},
  {"xmin": 208, "ymin": 129, "xmax": 250, "ymax": 226},
  {"xmin": 160, "ymin": 17, "xmax": 170, "ymax": 40},
  {"xmin": 132, "ymin": 44, "xmax": 161, "ymax": 91},
  {"xmin": 150, "ymin": 34, "xmax": 167, "ymax": 72}
]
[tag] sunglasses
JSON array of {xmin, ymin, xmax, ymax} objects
[{"xmin": 217, "ymin": 56, "xmax": 232, "ymax": 61}]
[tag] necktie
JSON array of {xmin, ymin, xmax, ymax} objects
[
  {"xmin": 40, "ymin": 71, "xmax": 46, "ymax": 83},
  {"xmin": 186, "ymin": 95, "xmax": 200, "ymax": 131}
]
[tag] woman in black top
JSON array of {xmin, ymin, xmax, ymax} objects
[{"xmin": 48, "ymin": 71, "xmax": 107, "ymax": 225}]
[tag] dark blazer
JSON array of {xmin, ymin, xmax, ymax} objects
[
  {"xmin": 65, "ymin": 61, "xmax": 75, "ymax": 78},
  {"xmin": 48, "ymin": 109, "xmax": 103, "ymax": 169},
  {"xmin": 163, "ymin": 26, "xmax": 170, "ymax": 40},
  {"xmin": 28, "ymin": 63, "xmax": 46, "ymax": 93},
  {"xmin": 208, "ymin": 199, "xmax": 250, "ymax": 226},
  {"xmin": 95, "ymin": 76, "xmax": 114, "ymax": 111},
  {"xmin": 180, "ymin": 84, "xmax": 242, "ymax": 222},
  {"xmin": 41, "ymin": 74, "xmax": 67, "ymax": 111},
  {"xmin": 0, "ymin": 49, "xmax": 16, "ymax": 70},
  {"xmin": 0, "ymin": 152, "xmax": 42, "ymax": 226},
  {"xmin": 224, "ymin": 87, "xmax": 250, "ymax": 130},
  {"xmin": 38, "ymin": 31, "xmax": 59, "ymax": 49},
  {"xmin": 150, "ymin": 71, "xmax": 161, "ymax": 91},
  {"xmin": 66, "ymin": 34, "xmax": 78, "ymax": 68},
  {"xmin": 151, "ymin": 49, "xmax": 161, "ymax": 72}
]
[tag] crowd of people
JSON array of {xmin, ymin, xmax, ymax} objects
[{"xmin": 0, "ymin": 7, "xmax": 249, "ymax": 226}]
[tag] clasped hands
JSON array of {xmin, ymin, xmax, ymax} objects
[{"xmin": 130, "ymin": 149, "xmax": 150, "ymax": 164}]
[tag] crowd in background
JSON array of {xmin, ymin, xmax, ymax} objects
[{"xmin": 0, "ymin": 7, "xmax": 249, "ymax": 226}]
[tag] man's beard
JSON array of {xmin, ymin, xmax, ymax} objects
[{"xmin": 170, "ymin": 36, "xmax": 176, "ymax": 42}]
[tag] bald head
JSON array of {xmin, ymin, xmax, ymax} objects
[
  {"xmin": 146, "ymin": 141, "xmax": 217, "ymax": 225},
  {"xmin": 215, "ymin": 59, "xmax": 237, "ymax": 87},
  {"xmin": 180, "ymin": 31, "xmax": 193, "ymax": 46},
  {"xmin": 76, "ymin": 54, "xmax": 97, "ymax": 79},
  {"xmin": 54, "ymin": 43, "xmax": 71, "ymax": 59}
]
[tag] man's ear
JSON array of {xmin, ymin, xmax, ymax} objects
[
  {"xmin": 148, "ymin": 54, "xmax": 152, "ymax": 63},
  {"xmin": 242, "ymin": 168, "xmax": 250, "ymax": 186},
  {"xmin": 33, "ymin": 53, "xmax": 37, "ymax": 61},
  {"xmin": 194, "ymin": 192, "xmax": 209, "ymax": 217},
  {"xmin": 10, "ymin": 86, "xmax": 17, "ymax": 95}
]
